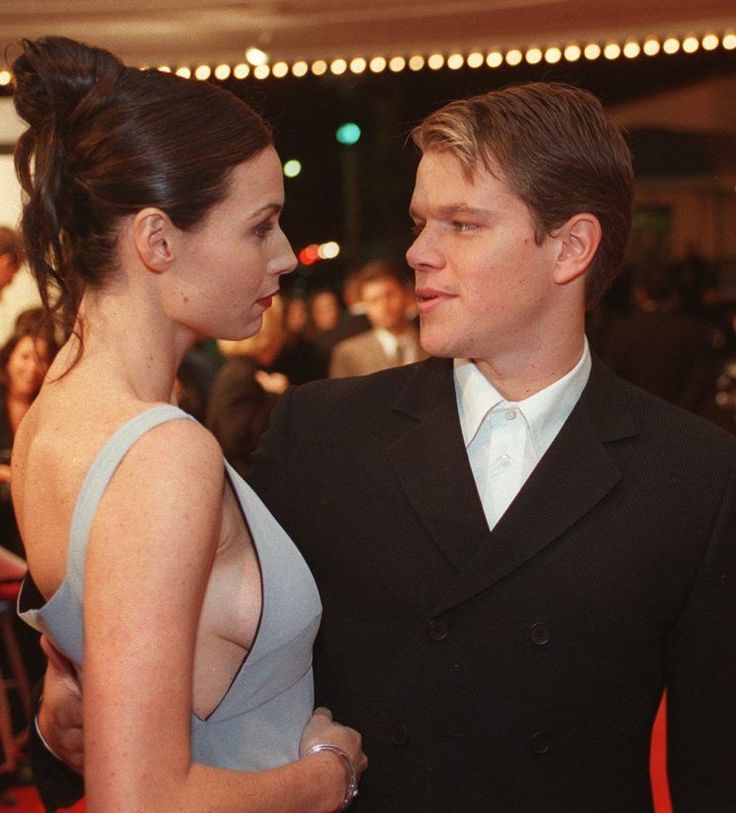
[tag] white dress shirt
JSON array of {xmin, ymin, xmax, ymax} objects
[
  {"xmin": 454, "ymin": 340, "xmax": 591, "ymax": 531},
  {"xmin": 374, "ymin": 327, "xmax": 422, "ymax": 365}
]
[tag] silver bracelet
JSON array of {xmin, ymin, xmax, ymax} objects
[{"xmin": 301, "ymin": 743, "xmax": 358, "ymax": 811}]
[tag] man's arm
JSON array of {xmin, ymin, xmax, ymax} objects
[
  {"xmin": 665, "ymin": 456, "xmax": 736, "ymax": 810},
  {"xmin": 29, "ymin": 643, "xmax": 85, "ymax": 811}
]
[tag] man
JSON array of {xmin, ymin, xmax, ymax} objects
[
  {"xmin": 602, "ymin": 263, "xmax": 712, "ymax": 412},
  {"xmin": 32, "ymin": 83, "xmax": 736, "ymax": 811},
  {"xmin": 329, "ymin": 261, "xmax": 425, "ymax": 378}
]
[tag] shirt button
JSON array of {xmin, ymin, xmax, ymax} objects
[
  {"xmin": 531, "ymin": 731, "xmax": 551, "ymax": 755},
  {"xmin": 390, "ymin": 723, "xmax": 409, "ymax": 746},
  {"xmin": 428, "ymin": 618, "xmax": 449, "ymax": 640},
  {"xmin": 504, "ymin": 408, "xmax": 517, "ymax": 421},
  {"xmin": 499, "ymin": 453, "xmax": 512, "ymax": 467},
  {"xmin": 530, "ymin": 623, "xmax": 550, "ymax": 646}
]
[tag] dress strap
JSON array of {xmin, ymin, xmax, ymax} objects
[{"xmin": 66, "ymin": 404, "xmax": 195, "ymax": 582}]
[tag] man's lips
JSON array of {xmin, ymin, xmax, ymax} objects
[{"xmin": 415, "ymin": 288, "xmax": 453, "ymax": 313}]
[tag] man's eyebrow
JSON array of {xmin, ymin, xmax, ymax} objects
[
  {"xmin": 437, "ymin": 204, "xmax": 493, "ymax": 218},
  {"xmin": 408, "ymin": 203, "xmax": 493, "ymax": 219}
]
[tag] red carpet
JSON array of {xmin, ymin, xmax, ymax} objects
[
  {"xmin": 5, "ymin": 696, "xmax": 670, "ymax": 812},
  {"xmin": 650, "ymin": 693, "xmax": 672, "ymax": 813}
]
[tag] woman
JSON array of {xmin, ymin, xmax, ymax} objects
[
  {"xmin": 10, "ymin": 36, "xmax": 365, "ymax": 811},
  {"xmin": 1, "ymin": 327, "xmax": 57, "ymax": 560},
  {"xmin": 207, "ymin": 296, "xmax": 321, "ymax": 476}
]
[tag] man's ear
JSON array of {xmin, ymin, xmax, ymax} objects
[
  {"xmin": 553, "ymin": 213, "xmax": 601, "ymax": 286},
  {"xmin": 131, "ymin": 208, "xmax": 176, "ymax": 274}
]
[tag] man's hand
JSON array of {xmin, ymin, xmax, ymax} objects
[{"xmin": 38, "ymin": 635, "xmax": 84, "ymax": 773}]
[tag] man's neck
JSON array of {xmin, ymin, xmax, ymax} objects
[{"xmin": 473, "ymin": 337, "xmax": 587, "ymax": 402}]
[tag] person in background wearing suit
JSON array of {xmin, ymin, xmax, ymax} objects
[
  {"xmin": 329, "ymin": 262, "xmax": 425, "ymax": 378},
  {"xmin": 32, "ymin": 82, "xmax": 736, "ymax": 811}
]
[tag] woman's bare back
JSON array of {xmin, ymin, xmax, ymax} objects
[{"xmin": 13, "ymin": 358, "xmax": 263, "ymax": 719}]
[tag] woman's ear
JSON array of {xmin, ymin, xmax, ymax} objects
[
  {"xmin": 131, "ymin": 208, "xmax": 175, "ymax": 274},
  {"xmin": 552, "ymin": 213, "xmax": 602, "ymax": 286}
]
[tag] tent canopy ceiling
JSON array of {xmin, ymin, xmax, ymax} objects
[{"xmin": 1, "ymin": 0, "xmax": 734, "ymax": 66}]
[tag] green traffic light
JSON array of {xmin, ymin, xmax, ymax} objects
[{"xmin": 336, "ymin": 122, "xmax": 361, "ymax": 145}]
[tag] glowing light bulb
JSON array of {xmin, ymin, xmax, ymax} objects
[
  {"xmin": 682, "ymin": 36, "xmax": 699, "ymax": 54},
  {"xmin": 245, "ymin": 47, "xmax": 268, "ymax": 66},
  {"xmin": 318, "ymin": 241, "xmax": 340, "ymax": 260},
  {"xmin": 283, "ymin": 160, "xmax": 302, "ymax": 178},
  {"xmin": 505, "ymin": 49, "xmax": 523, "ymax": 66},
  {"xmin": 701, "ymin": 34, "xmax": 719, "ymax": 51}
]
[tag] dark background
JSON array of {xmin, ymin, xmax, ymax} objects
[{"xmin": 219, "ymin": 45, "xmax": 736, "ymax": 295}]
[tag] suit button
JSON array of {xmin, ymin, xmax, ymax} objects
[
  {"xmin": 428, "ymin": 618, "xmax": 449, "ymax": 640},
  {"xmin": 531, "ymin": 731, "xmax": 551, "ymax": 755},
  {"xmin": 390, "ymin": 723, "xmax": 409, "ymax": 746},
  {"xmin": 530, "ymin": 623, "xmax": 550, "ymax": 646}
]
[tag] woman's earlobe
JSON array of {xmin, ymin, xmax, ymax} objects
[{"xmin": 132, "ymin": 208, "xmax": 174, "ymax": 273}]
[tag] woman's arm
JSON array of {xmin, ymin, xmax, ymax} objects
[{"xmin": 82, "ymin": 418, "xmax": 363, "ymax": 812}]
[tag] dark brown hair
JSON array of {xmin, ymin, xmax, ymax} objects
[
  {"xmin": 412, "ymin": 82, "xmax": 634, "ymax": 308},
  {"xmin": 12, "ymin": 37, "xmax": 272, "ymax": 338},
  {"xmin": 354, "ymin": 260, "xmax": 409, "ymax": 298},
  {"xmin": 0, "ymin": 329, "xmax": 58, "ymax": 395}
]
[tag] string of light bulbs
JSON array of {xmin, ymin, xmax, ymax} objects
[{"xmin": 0, "ymin": 31, "xmax": 733, "ymax": 86}]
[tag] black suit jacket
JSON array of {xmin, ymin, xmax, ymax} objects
[{"xmin": 247, "ymin": 355, "xmax": 736, "ymax": 812}]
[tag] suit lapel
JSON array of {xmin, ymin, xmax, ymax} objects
[
  {"xmin": 388, "ymin": 358, "xmax": 490, "ymax": 571},
  {"xmin": 431, "ymin": 359, "xmax": 637, "ymax": 615}
]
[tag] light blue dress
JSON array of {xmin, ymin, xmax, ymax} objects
[{"xmin": 19, "ymin": 404, "xmax": 322, "ymax": 770}]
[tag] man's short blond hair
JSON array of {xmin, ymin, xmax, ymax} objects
[{"xmin": 411, "ymin": 82, "xmax": 633, "ymax": 308}]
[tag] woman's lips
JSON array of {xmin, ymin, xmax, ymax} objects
[{"xmin": 256, "ymin": 291, "xmax": 278, "ymax": 308}]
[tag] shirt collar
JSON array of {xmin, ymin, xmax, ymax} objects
[
  {"xmin": 454, "ymin": 339, "xmax": 592, "ymax": 453},
  {"xmin": 373, "ymin": 327, "xmax": 399, "ymax": 357}
]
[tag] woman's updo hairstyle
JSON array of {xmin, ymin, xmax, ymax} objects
[{"xmin": 12, "ymin": 37, "xmax": 272, "ymax": 338}]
